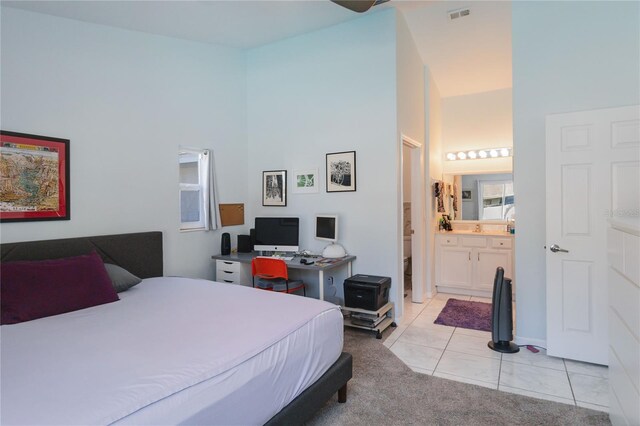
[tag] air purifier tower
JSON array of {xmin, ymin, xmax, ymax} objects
[{"xmin": 488, "ymin": 267, "xmax": 519, "ymax": 353}]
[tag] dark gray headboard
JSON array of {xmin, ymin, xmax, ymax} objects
[{"xmin": 0, "ymin": 232, "xmax": 163, "ymax": 279}]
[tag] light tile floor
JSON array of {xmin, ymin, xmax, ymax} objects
[{"xmin": 385, "ymin": 292, "xmax": 609, "ymax": 413}]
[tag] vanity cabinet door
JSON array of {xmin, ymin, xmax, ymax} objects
[
  {"xmin": 474, "ymin": 249, "xmax": 512, "ymax": 291},
  {"xmin": 439, "ymin": 248, "xmax": 472, "ymax": 289}
]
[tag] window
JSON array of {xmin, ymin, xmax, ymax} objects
[
  {"xmin": 179, "ymin": 148, "xmax": 210, "ymax": 231},
  {"xmin": 478, "ymin": 180, "xmax": 515, "ymax": 220}
]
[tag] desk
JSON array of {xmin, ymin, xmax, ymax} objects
[{"xmin": 211, "ymin": 252, "xmax": 356, "ymax": 301}]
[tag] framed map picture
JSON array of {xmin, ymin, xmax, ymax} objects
[{"xmin": 0, "ymin": 131, "xmax": 70, "ymax": 222}]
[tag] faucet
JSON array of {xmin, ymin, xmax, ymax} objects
[{"xmin": 475, "ymin": 224, "xmax": 481, "ymax": 233}]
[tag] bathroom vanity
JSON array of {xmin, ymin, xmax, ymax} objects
[{"xmin": 435, "ymin": 230, "xmax": 514, "ymax": 297}]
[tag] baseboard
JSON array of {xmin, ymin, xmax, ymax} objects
[
  {"xmin": 436, "ymin": 286, "xmax": 492, "ymax": 299},
  {"xmin": 514, "ymin": 335, "xmax": 547, "ymax": 349}
]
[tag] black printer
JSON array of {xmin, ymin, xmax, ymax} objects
[{"xmin": 344, "ymin": 274, "xmax": 391, "ymax": 311}]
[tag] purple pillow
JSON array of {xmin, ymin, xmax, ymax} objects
[{"xmin": 1, "ymin": 251, "xmax": 119, "ymax": 325}]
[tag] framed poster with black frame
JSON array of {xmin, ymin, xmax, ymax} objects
[
  {"xmin": 0, "ymin": 130, "xmax": 70, "ymax": 222},
  {"xmin": 262, "ymin": 170, "xmax": 287, "ymax": 206},
  {"xmin": 326, "ymin": 151, "xmax": 356, "ymax": 193}
]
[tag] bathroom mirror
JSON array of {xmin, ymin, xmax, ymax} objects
[{"xmin": 444, "ymin": 173, "xmax": 514, "ymax": 221}]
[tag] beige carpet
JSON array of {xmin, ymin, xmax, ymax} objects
[{"xmin": 307, "ymin": 328, "xmax": 610, "ymax": 425}]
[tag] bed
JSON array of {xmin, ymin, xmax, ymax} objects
[{"xmin": 0, "ymin": 232, "xmax": 352, "ymax": 425}]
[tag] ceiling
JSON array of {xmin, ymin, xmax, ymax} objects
[
  {"xmin": 2, "ymin": 0, "xmax": 512, "ymax": 97},
  {"xmin": 402, "ymin": 1, "xmax": 512, "ymax": 97}
]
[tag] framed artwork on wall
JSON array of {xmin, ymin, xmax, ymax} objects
[
  {"xmin": 462, "ymin": 189, "xmax": 473, "ymax": 201},
  {"xmin": 0, "ymin": 130, "xmax": 70, "ymax": 222},
  {"xmin": 326, "ymin": 151, "xmax": 356, "ymax": 193},
  {"xmin": 292, "ymin": 168, "xmax": 318, "ymax": 194},
  {"xmin": 262, "ymin": 170, "xmax": 287, "ymax": 206}
]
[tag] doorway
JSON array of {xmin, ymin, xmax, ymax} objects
[{"xmin": 400, "ymin": 135, "xmax": 426, "ymax": 305}]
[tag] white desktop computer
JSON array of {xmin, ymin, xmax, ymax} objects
[{"xmin": 316, "ymin": 215, "xmax": 346, "ymax": 258}]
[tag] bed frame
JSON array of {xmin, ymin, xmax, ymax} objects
[
  {"xmin": 1, "ymin": 231, "xmax": 352, "ymax": 424},
  {"xmin": 1, "ymin": 231, "xmax": 164, "ymax": 278}
]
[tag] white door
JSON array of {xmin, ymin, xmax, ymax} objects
[{"xmin": 546, "ymin": 105, "xmax": 640, "ymax": 365}]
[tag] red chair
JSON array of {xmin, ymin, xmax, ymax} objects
[{"xmin": 251, "ymin": 257, "xmax": 305, "ymax": 296}]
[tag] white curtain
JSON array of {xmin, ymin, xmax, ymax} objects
[{"xmin": 205, "ymin": 149, "xmax": 221, "ymax": 230}]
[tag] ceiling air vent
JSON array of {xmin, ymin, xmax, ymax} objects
[{"xmin": 448, "ymin": 8, "xmax": 470, "ymax": 20}]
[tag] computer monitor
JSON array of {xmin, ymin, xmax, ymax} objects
[
  {"xmin": 315, "ymin": 215, "xmax": 338, "ymax": 242},
  {"xmin": 253, "ymin": 217, "xmax": 299, "ymax": 253},
  {"xmin": 316, "ymin": 214, "xmax": 346, "ymax": 258}
]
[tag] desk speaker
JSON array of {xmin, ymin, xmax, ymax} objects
[
  {"xmin": 221, "ymin": 233, "xmax": 231, "ymax": 255},
  {"xmin": 237, "ymin": 235, "xmax": 251, "ymax": 253}
]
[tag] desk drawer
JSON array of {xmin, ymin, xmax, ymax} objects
[
  {"xmin": 216, "ymin": 269, "xmax": 240, "ymax": 283},
  {"xmin": 216, "ymin": 259, "xmax": 241, "ymax": 273}
]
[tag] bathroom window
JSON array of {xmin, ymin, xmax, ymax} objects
[{"xmin": 478, "ymin": 180, "xmax": 514, "ymax": 220}]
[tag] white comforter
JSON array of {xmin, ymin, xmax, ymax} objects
[{"xmin": 0, "ymin": 277, "xmax": 343, "ymax": 425}]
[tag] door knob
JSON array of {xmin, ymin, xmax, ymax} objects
[{"xmin": 550, "ymin": 244, "xmax": 569, "ymax": 253}]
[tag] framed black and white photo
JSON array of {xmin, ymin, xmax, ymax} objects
[
  {"xmin": 262, "ymin": 170, "xmax": 287, "ymax": 206},
  {"xmin": 326, "ymin": 151, "xmax": 356, "ymax": 193},
  {"xmin": 462, "ymin": 189, "xmax": 472, "ymax": 201},
  {"xmin": 292, "ymin": 168, "xmax": 318, "ymax": 194}
]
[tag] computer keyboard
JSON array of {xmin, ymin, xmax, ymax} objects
[{"xmin": 271, "ymin": 255, "xmax": 294, "ymax": 261}]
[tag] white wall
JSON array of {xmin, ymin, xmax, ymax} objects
[
  {"xmin": 246, "ymin": 10, "xmax": 399, "ymax": 305},
  {"xmin": 512, "ymin": 1, "xmax": 640, "ymax": 342},
  {"xmin": 0, "ymin": 8, "xmax": 248, "ymax": 279},
  {"xmin": 396, "ymin": 11, "xmax": 426, "ymax": 304},
  {"xmin": 425, "ymin": 68, "xmax": 443, "ymax": 297},
  {"xmin": 442, "ymin": 88, "xmax": 513, "ymax": 175}
]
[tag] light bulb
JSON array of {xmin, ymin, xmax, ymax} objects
[
  {"xmin": 446, "ymin": 152, "xmax": 457, "ymax": 161},
  {"xmin": 500, "ymin": 148, "xmax": 510, "ymax": 157},
  {"xmin": 457, "ymin": 151, "xmax": 467, "ymax": 160},
  {"xmin": 490, "ymin": 149, "xmax": 498, "ymax": 158},
  {"xmin": 478, "ymin": 150, "xmax": 488, "ymax": 158},
  {"xmin": 467, "ymin": 151, "xmax": 477, "ymax": 159}
]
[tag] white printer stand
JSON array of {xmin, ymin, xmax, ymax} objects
[{"xmin": 342, "ymin": 302, "xmax": 396, "ymax": 339}]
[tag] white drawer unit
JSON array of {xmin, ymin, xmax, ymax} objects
[
  {"xmin": 440, "ymin": 236, "xmax": 458, "ymax": 246},
  {"xmin": 608, "ymin": 219, "xmax": 640, "ymax": 426},
  {"xmin": 215, "ymin": 259, "xmax": 251, "ymax": 286},
  {"xmin": 491, "ymin": 238, "xmax": 512, "ymax": 249},
  {"xmin": 461, "ymin": 236, "xmax": 487, "ymax": 248},
  {"xmin": 435, "ymin": 232, "xmax": 514, "ymax": 297}
]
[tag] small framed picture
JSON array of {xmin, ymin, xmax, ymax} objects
[
  {"xmin": 462, "ymin": 190, "xmax": 472, "ymax": 201},
  {"xmin": 326, "ymin": 151, "xmax": 356, "ymax": 192},
  {"xmin": 292, "ymin": 168, "xmax": 318, "ymax": 194},
  {"xmin": 262, "ymin": 170, "xmax": 287, "ymax": 206},
  {"xmin": 1, "ymin": 130, "xmax": 70, "ymax": 222}
]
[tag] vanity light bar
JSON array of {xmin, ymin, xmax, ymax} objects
[{"xmin": 446, "ymin": 148, "xmax": 512, "ymax": 161}]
